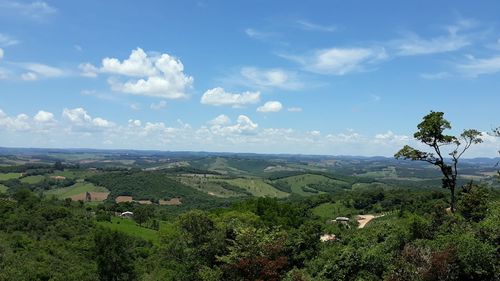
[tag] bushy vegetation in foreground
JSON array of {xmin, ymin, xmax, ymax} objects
[{"xmin": 0, "ymin": 183, "xmax": 498, "ymax": 281}]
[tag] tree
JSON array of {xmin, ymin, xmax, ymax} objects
[
  {"xmin": 53, "ymin": 160, "xmax": 64, "ymax": 171},
  {"xmin": 94, "ymin": 228, "xmax": 136, "ymax": 281},
  {"xmin": 133, "ymin": 205, "xmax": 154, "ymax": 226},
  {"xmin": 395, "ymin": 111, "xmax": 482, "ymax": 212}
]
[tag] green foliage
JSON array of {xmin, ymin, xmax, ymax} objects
[
  {"xmin": 95, "ymin": 227, "xmax": 137, "ymax": 281},
  {"xmin": 458, "ymin": 184, "xmax": 491, "ymax": 222}
]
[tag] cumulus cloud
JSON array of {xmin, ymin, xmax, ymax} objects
[
  {"xmin": 34, "ymin": 110, "xmax": 54, "ymax": 122},
  {"xmin": 62, "ymin": 107, "xmax": 115, "ymax": 129},
  {"xmin": 201, "ymin": 87, "xmax": 260, "ymax": 107},
  {"xmin": 257, "ymin": 101, "xmax": 282, "ymax": 113},
  {"xmin": 284, "ymin": 47, "xmax": 387, "ymax": 75},
  {"xmin": 128, "ymin": 119, "xmax": 142, "ymax": 127},
  {"xmin": 0, "ymin": 109, "xmax": 30, "ymax": 131},
  {"xmin": 78, "ymin": 63, "xmax": 99, "ymax": 77},
  {"xmin": 208, "ymin": 115, "xmax": 258, "ymax": 136},
  {"xmin": 208, "ymin": 114, "xmax": 231, "ymax": 126},
  {"xmin": 1, "ymin": 107, "xmax": 498, "ymax": 157},
  {"xmin": 81, "ymin": 48, "xmax": 193, "ymax": 99}
]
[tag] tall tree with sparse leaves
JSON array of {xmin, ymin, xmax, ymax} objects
[{"xmin": 395, "ymin": 111, "xmax": 482, "ymax": 212}]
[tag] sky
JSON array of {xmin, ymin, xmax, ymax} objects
[{"xmin": 0, "ymin": 0, "xmax": 499, "ymax": 157}]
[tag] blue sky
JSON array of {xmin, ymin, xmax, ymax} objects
[{"xmin": 0, "ymin": 0, "xmax": 499, "ymax": 156}]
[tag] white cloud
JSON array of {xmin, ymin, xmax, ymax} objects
[
  {"xmin": 21, "ymin": 72, "xmax": 37, "ymax": 81},
  {"xmin": 284, "ymin": 47, "xmax": 387, "ymax": 75},
  {"xmin": 21, "ymin": 63, "xmax": 65, "ymax": 78},
  {"xmin": 1, "ymin": 108, "xmax": 498, "ymax": 157},
  {"xmin": 374, "ymin": 130, "xmax": 410, "ymax": 142},
  {"xmin": 34, "ymin": 110, "xmax": 54, "ymax": 122},
  {"xmin": 208, "ymin": 114, "xmax": 231, "ymax": 126},
  {"xmin": 0, "ymin": 48, "xmax": 3, "ymax": 60},
  {"xmin": 0, "ymin": 33, "xmax": 19, "ymax": 46},
  {"xmin": 62, "ymin": 107, "xmax": 115, "ymax": 129},
  {"xmin": 0, "ymin": 0, "xmax": 56, "ymax": 20},
  {"xmin": 287, "ymin": 107, "xmax": 302, "ymax": 112},
  {"xmin": 208, "ymin": 115, "xmax": 258, "ymax": 136},
  {"xmin": 420, "ymin": 72, "xmax": 451, "ymax": 80},
  {"xmin": 78, "ymin": 63, "xmax": 98, "ymax": 77},
  {"xmin": 393, "ymin": 19, "xmax": 476, "ymax": 56},
  {"xmin": 240, "ymin": 67, "xmax": 302, "ymax": 90},
  {"xmin": 129, "ymin": 103, "xmax": 141, "ymax": 111},
  {"xmin": 101, "ymin": 48, "xmax": 157, "ymax": 77},
  {"xmin": 296, "ymin": 20, "xmax": 337, "ymax": 32},
  {"xmin": 128, "ymin": 119, "xmax": 142, "ymax": 127},
  {"xmin": 150, "ymin": 100, "xmax": 167, "ymax": 110},
  {"xmin": 83, "ymin": 48, "xmax": 193, "ymax": 99},
  {"xmin": 245, "ymin": 28, "xmax": 274, "ymax": 40},
  {"xmin": 257, "ymin": 101, "xmax": 282, "ymax": 113},
  {"xmin": 201, "ymin": 87, "xmax": 260, "ymax": 107},
  {"xmin": 92, "ymin": 117, "xmax": 114, "ymax": 128},
  {"xmin": 62, "ymin": 108, "xmax": 92, "ymax": 124},
  {"xmin": 456, "ymin": 55, "xmax": 500, "ymax": 77},
  {"xmin": 393, "ymin": 33, "xmax": 469, "ymax": 56},
  {"xmin": 0, "ymin": 109, "xmax": 30, "ymax": 131}
]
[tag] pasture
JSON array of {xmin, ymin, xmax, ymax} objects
[
  {"xmin": 223, "ymin": 178, "xmax": 289, "ymax": 198},
  {"xmin": 20, "ymin": 175, "xmax": 45, "ymax": 184},
  {"xmin": 97, "ymin": 217, "xmax": 160, "ymax": 244},
  {"xmin": 276, "ymin": 174, "xmax": 349, "ymax": 196},
  {"xmin": 0, "ymin": 173, "xmax": 22, "ymax": 180},
  {"xmin": 45, "ymin": 182, "xmax": 109, "ymax": 199}
]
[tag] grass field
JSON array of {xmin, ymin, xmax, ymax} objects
[
  {"xmin": 0, "ymin": 184, "xmax": 7, "ymax": 193},
  {"xmin": 52, "ymin": 170, "xmax": 98, "ymax": 179},
  {"xmin": 312, "ymin": 201, "xmax": 355, "ymax": 220},
  {"xmin": 20, "ymin": 175, "xmax": 45, "ymax": 184},
  {"xmin": 97, "ymin": 217, "xmax": 160, "ymax": 244},
  {"xmin": 277, "ymin": 174, "xmax": 349, "ymax": 196},
  {"xmin": 351, "ymin": 182, "xmax": 390, "ymax": 191},
  {"xmin": 174, "ymin": 175, "xmax": 244, "ymax": 197},
  {"xmin": 223, "ymin": 178, "xmax": 289, "ymax": 198},
  {"xmin": 0, "ymin": 173, "xmax": 22, "ymax": 181},
  {"xmin": 45, "ymin": 182, "xmax": 108, "ymax": 199}
]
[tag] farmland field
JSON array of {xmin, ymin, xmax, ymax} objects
[
  {"xmin": 223, "ymin": 178, "xmax": 289, "ymax": 198},
  {"xmin": 312, "ymin": 201, "xmax": 355, "ymax": 220},
  {"xmin": 275, "ymin": 174, "xmax": 350, "ymax": 196},
  {"xmin": 20, "ymin": 175, "xmax": 45, "ymax": 184},
  {"xmin": 52, "ymin": 169, "xmax": 99, "ymax": 179},
  {"xmin": 0, "ymin": 173, "xmax": 22, "ymax": 180},
  {"xmin": 45, "ymin": 182, "xmax": 109, "ymax": 199},
  {"xmin": 97, "ymin": 217, "xmax": 160, "ymax": 244}
]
